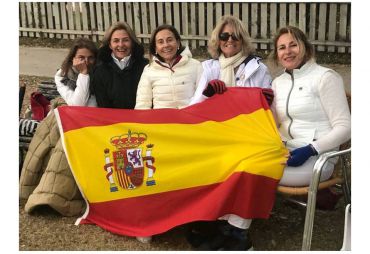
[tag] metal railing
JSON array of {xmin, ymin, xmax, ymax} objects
[{"xmin": 302, "ymin": 147, "xmax": 351, "ymax": 250}]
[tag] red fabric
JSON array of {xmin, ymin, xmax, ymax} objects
[
  {"xmin": 261, "ymin": 88, "xmax": 274, "ymax": 106},
  {"xmin": 80, "ymin": 171, "xmax": 278, "ymax": 236},
  {"xmin": 30, "ymin": 92, "xmax": 50, "ymax": 121},
  {"xmin": 58, "ymin": 87, "xmax": 270, "ymax": 132}
]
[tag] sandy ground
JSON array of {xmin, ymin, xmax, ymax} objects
[{"xmin": 19, "ymin": 193, "xmax": 348, "ymax": 251}]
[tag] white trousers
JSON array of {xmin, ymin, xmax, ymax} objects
[
  {"xmin": 219, "ymin": 214, "xmax": 252, "ymax": 229},
  {"xmin": 279, "ymin": 156, "xmax": 336, "ymax": 186}
]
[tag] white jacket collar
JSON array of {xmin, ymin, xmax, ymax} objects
[
  {"xmin": 237, "ymin": 56, "xmax": 260, "ymax": 80},
  {"xmin": 111, "ymin": 53, "xmax": 131, "ymax": 70},
  {"xmin": 285, "ymin": 59, "xmax": 317, "ymax": 78}
]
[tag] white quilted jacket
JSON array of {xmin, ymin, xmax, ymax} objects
[
  {"xmin": 272, "ymin": 60, "xmax": 351, "ymax": 154},
  {"xmin": 135, "ymin": 47, "xmax": 203, "ymax": 109}
]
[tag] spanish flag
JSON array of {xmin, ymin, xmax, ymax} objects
[{"xmin": 55, "ymin": 87, "xmax": 287, "ymax": 237}]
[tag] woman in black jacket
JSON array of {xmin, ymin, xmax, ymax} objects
[{"xmin": 91, "ymin": 21, "xmax": 148, "ymax": 108}]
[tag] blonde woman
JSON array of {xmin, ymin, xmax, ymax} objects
[
  {"xmin": 190, "ymin": 15, "xmax": 272, "ymax": 106},
  {"xmin": 187, "ymin": 16, "xmax": 273, "ymax": 251},
  {"xmin": 270, "ymin": 26, "xmax": 350, "ymax": 186}
]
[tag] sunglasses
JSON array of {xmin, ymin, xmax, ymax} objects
[{"xmin": 219, "ymin": 32, "xmax": 239, "ymax": 41}]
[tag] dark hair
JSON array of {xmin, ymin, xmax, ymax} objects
[
  {"xmin": 270, "ymin": 26, "xmax": 315, "ymax": 66},
  {"xmin": 60, "ymin": 37, "xmax": 98, "ymax": 76},
  {"xmin": 149, "ymin": 24, "xmax": 185, "ymax": 62}
]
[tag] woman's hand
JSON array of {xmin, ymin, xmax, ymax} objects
[
  {"xmin": 262, "ymin": 88, "xmax": 274, "ymax": 106},
  {"xmin": 73, "ymin": 57, "xmax": 89, "ymax": 75},
  {"xmin": 202, "ymin": 79, "xmax": 227, "ymax": 97},
  {"xmin": 286, "ymin": 144, "xmax": 318, "ymax": 167}
]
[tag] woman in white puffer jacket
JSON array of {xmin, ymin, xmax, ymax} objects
[
  {"xmin": 270, "ymin": 26, "xmax": 351, "ymax": 186},
  {"xmin": 134, "ymin": 24, "xmax": 202, "ymax": 244},
  {"xmin": 135, "ymin": 24, "xmax": 202, "ymax": 110}
]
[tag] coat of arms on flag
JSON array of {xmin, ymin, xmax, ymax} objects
[
  {"xmin": 55, "ymin": 87, "xmax": 288, "ymax": 237},
  {"xmin": 103, "ymin": 130, "xmax": 156, "ymax": 192}
]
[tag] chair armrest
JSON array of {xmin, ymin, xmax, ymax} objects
[{"xmin": 302, "ymin": 147, "xmax": 351, "ymax": 250}]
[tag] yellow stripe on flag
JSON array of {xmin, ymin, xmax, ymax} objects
[{"xmin": 63, "ymin": 109, "xmax": 286, "ymax": 203}]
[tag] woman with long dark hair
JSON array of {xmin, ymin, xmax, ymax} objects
[{"xmin": 55, "ymin": 37, "xmax": 98, "ymax": 106}]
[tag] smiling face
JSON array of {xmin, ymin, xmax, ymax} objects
[
  {"xmin": 109, "ymin": 29, "xmax": 132, "ymax": 60},
  {"xmin": 155, "ymin": 29, "xmax": 180, "ymax": 64},
  {"xmin": 276, "ymin": 33, "xmax": 304, "ymax": 70},
  {"xmin": 219, "ymin": 24, "xmax": 242, "ymax": 58}
]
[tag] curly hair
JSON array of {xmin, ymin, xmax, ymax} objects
[
  {"xmin": 208, "ymin": 15, "xmax": 255, "ymax": 59},
  {"xmin": 60, "ymin": 37, "xmax": 98, "ymax": 76},
  {"xmin": 269, "ymin": 26, "xmax": 315, "ymax": 66}
]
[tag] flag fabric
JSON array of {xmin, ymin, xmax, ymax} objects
[{"xmin": 55, "ymin": 87, "xmax": 287, "ymax": 237}]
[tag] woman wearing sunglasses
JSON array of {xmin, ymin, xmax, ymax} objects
[
  {"xmin": 190, "ymin": 15, "xmax": 272, "ymax": 106},
  {"xmin": 187, "ymin": 16, "xmax": 272, "ymax": 251}
]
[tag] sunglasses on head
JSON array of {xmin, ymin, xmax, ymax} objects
[{"xmin": 219, "ymin": 32, "xmax": 239, "ymax": 41}]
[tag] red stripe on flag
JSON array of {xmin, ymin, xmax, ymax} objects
[
  {"xmin": 58, "ymin": 88, "xmax": 270, "ymax": 132},
  {"xmin": 80, "ymin": 171, "xmax": 278, "ymax": 237}
]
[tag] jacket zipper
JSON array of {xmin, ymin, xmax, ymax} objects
[
  {"xmin": 170, "ymin": 71, "xmax": 176, "ymax": 102},
  {"xmin": 286, "ymin": 73, "xmax": 294, "ymax": 139}
]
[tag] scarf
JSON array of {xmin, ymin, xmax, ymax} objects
[
  {"xmin": 219, "ymin": 52, "xmax": 247, "ymax": 86},
  {"xmin": 61, "ymin": 67, "xmax": 79, "ymax": 90}
]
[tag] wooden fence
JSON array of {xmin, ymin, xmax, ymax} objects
[{"xmin": 19, "ymin": 2, "xmax": 351, "ymax": 53}]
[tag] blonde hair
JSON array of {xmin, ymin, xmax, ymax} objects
[{"xmin": 208, "ymin": 15, "xmax": 255, "ymax": 59}]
